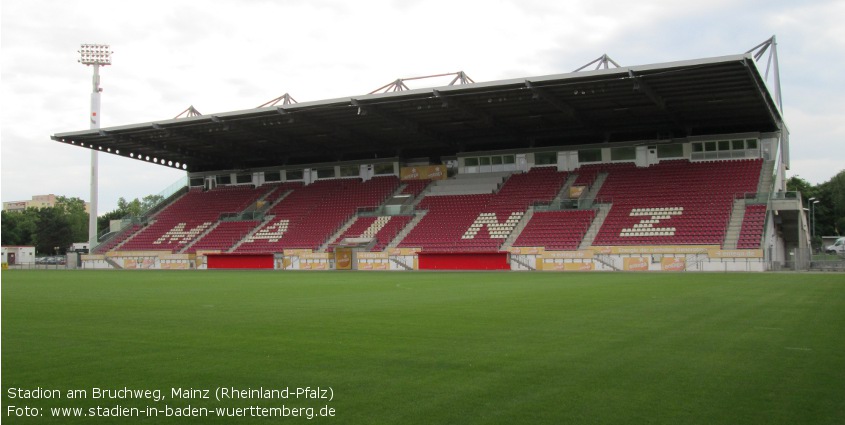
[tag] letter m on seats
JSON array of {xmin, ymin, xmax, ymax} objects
[
  {"xmin": 462, "ymin": 212, "xmax": 523, "ymax": 239},
  {"xmin": 154, "ymin": 222, "xmax": 212, "ymax": 245}
]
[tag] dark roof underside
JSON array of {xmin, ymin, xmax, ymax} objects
[{"xmin": 52, "ymin": 54, "xmax": 783, "ymax": 173}]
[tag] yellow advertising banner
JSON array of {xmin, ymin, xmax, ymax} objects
[
  {"xmin": 623, "ymin": 257, "xmax": 649, "ymax": 271},
  {"xmin": 707, "ymin": 249, "xmax": 764, "ymax": 258},
  {"xmin": 661, "ymin": 257, "xmax": 686, "ymax": 271},
  {"xmin": 124, "ymin": 258, "xmax": 155, "ymax": 269},
  {"xmin": 358, "ymin": 252, "xmax": 390, "ymax": 259},
  {"xmin": 544, "ymin": 250, "xmax": 594, "ymax": 259},
  {"xmin": 388, "ymin": 247, "xmax": 421, "ymax": 256},
  {"xmin": 593, "ymin": 245, "xmax": 714, "ymax": 255},
  {"xmin": 542, "ymin": 261, "xmax": 594, "ymax": 271},
  {"xmin": 509, "ymin": 246, "xmax": 545, "ymax": 255},
  {"xmin": 301, "ymin": 262, "xmax": 328, "ymax": 270},
  {"xmin": 301, "ymin": 253, "xmax": 331, "ymax": 260},
  {"xmin": 359, "ymin": 262, "xmax": 391, "ymax": 270},
  {"xmin": 335, "ymin": 248, "xmax": 353, "ymax": 270},
  {"xmin": 569, "ymin": 185, "xmax": 586, "ymax": 199},
  {"xmin": 284, "ymin": 249, "xmax": 313, "ymax": 256},
  {"xmin": 400, "ymin": 165, "xmax": 447, "ymax": 181},
  {"xmin": 161, "ymin": 262, "xmax": 189, "ymax": 270}
]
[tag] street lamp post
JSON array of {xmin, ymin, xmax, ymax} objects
[
  {"xmin": 78, "ymin": 44, "xmax": 112, "ymax": 250},
  {"xmin": 812, "ymin": 199, "xmax": 820, "ymax": 240}
]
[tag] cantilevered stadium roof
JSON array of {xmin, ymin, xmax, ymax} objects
[{"xmin": 52, "ymin": 53, "xmax": 783, "ymax": 173}]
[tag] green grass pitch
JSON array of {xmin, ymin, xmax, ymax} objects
[{"xmin": 3, "ymin": 270, "xmax": 845, "ymax": 424}]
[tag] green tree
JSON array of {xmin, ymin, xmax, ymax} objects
[
  {"xmin": 34, "ymin": 207, "xmax": 73, "ymax": 255},
  {"xmin": 786, "ymin": 175, "xmax": 816, "ymax": 201},
  {"xmin": 790, "ymin": 170, "xmax": 845, "ymax": 248},
  {"xmin": 97, "ymin": 194, "xmax": 165, "ymax": 234},
  {"xmin": 55, "ymin": 196, "xmax": 89, "ymax": 243},
  {"xmin": 1, "ymin": 209, "xmax": 39, "ymax": 246}
]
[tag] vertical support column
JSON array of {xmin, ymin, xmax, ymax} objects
[{"xmin": 88, "ymin": 64, "xmax": 101, "ymax": 250}]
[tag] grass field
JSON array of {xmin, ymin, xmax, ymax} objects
[{"xmin": 2, "ymin": 270, "xmax": 845, "ymax": 424}]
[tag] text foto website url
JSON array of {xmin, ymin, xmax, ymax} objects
[{"xmin": 51, "ymin": 405, "xmax": 336, "ymax": 419}]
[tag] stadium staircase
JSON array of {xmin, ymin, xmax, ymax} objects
[
  {"xmin": 509, "ymin": 255, "xmax": 536, "ymax": 271},
  {"xmin": 178, "ymin": 221, "xmax": 223, "ymax": 253},
  {"xmin": 758, "ymin": 160, "xmax": 775, "ymax": 193},
  {"xmin": 722, "ymin": 199, "xmax": 746, "ymax": 249},
  {"xmin": 500, "ymin": 207, "xmax": 535, "ymax": 250},
  {"xmin": 577, "ymin": 203, "xmax": 611, "ymax": 249},
  {"xmin": 551, "ymin": 174, "xmax": 579, "ymax": 204},
  {"xmin": 319, "ymin": 216, "xmax": 362, "ymax": 252},
  {"xmin": 581, "ymin": 172, "xmax": 609, "ymax": 206},
  {"xmin": 103, "ymin": 256, "xmax": 124, "ymax": 270},
  {"xmin": 386, "ymin": 211, "xmax": 428, "ymax": 249}
]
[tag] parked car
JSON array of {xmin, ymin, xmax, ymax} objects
[{"xmin": 825, "ymin": 237, "xmax": 845, "ymax": 255}]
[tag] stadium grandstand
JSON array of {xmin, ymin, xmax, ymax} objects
[{"xmin": 51, "ymin": 37, "xmax": 810, "ymax": 271}]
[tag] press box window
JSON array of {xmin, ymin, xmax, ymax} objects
[
  {"xmin": 374, "ymin": 163, "xmax": 394, "ymax": 175},
  {"xmin": 611, "ymin": 147, "xmax": 635, "ymax": 161},
  {"xmin": 657, "ymin": 144, "xmax": 683, "ymax": 158},
  {"xmin": 535, "ymin": 152, "xmax": 557, "ymax": 165},
  {"xmin": 316, "ymin": 168, "xmax": 335, "ymax": 179},
  {"xmin": 340, "ymin": 165, "xmax": 359, "ymax": 177},
  {"xmin": 578, "ymin": 149, "xmax": 601, "ymax": 163},
  {"xmin": 286, "ymin": 169, "xmax": 304, "ymax": 180}
]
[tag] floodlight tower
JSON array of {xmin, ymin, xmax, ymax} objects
[{"xmin": 78, "ymin": 44, "xmax": 112, "ymax": 250}]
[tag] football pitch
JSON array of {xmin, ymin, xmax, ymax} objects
[{"xmin": 3, "ymin": 270, "xmax": 844, "ymax": 424}]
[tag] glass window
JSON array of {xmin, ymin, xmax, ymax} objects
[
  {"xmin": 657, "ymin": 144, "xmax": 683, "ymax": 158},
  {"xmin": 374, "ymin": 163, "xmax": 394, "ymax": 175},
  {"xmin": 236, "ymin": 174, "xmax": 252, "ymax": 184},
  {"xmin": 704, "ymin": 142, "xmax": 717, "ymax": 152},
  {"xmin": 492, "ymin": 156, "xmax": 503, "ymax": 165},
  {"xmin": 317, "ymin": 167, "xmax": 335, "ymax": 179},
  {"xmin": 503, "ymin": 155, "xmax": 515, "ymax": 164},
  {"xmin": 189, "ymin": 178, "xmax": 204, "ymax": 187},
  {"xmin": 746, "ymin": 139, "xmax": 758, "ymax": 149},
  {"xmin": 264, "ymin": 171, "xmax": 281, "ymax": 182},
  {"xmin": 286, "ymin": 169, "xmax": 303, "ymax": 180},
  {"xmin": 611, "ymin": 147, "xmax": 636, "ymax": 161},
  {"xmin": 536, "ymin": 151, "xmax": 557, "ymax": 165},
  {"xmin": 340, "ymin": 165, "xmax": 359, "ymax": 177},
  {"xmin": 479, "ymin": 157, "xmax": 491, "ymax": 166},
  {"xmin": 578, "ymin": 149, "xmax": 601, "ymax": 163},
  {"xmin": 731, "ymin": 140, "xmax": 744, "ymax": 150},
  {"xmin": 718, "ymin": 141, "xmax": 731, "ymax": 151},
  {"xmin": 464, "ymin": 157, "xmax": 479, "ymax": 167},
  {"xmin": 692, "ymin": 143, "xmax": 704, "ymax": 153},
  {"xmin": 217, "ymin": 174, "xmax": 232, "ymax": 185}
]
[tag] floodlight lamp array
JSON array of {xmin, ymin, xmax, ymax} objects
[{"xmin": 79, "ymin": 44, "xmax": 112, "ymax": 65}]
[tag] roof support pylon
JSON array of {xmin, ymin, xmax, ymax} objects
[
  {"xmin": 573, "ymin": 54, "xmax": 621, "ymax": 72},
  {"xmin": 257, "ymin": 93, "xmax": 298, "ymax": 108},
  {"xmin": 369, "ymin": 71, "xmax": 474, "ymax": 94},
  {"xmin": 174, "ymin": 105, "xmax": 202, "ymax": 119},
  {"xmin": 747, "ymin": 35, "xmax": 783, "ymax": 112}
]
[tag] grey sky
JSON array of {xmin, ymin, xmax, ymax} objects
[{"xmin": 2, "ymin": 0, "xmax": 843, "ymax": 214}]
